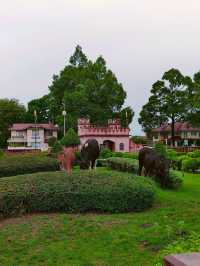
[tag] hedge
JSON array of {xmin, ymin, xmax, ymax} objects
[
  {"xmin": 182, "ymin": 158, "xmax": 200, "ymax": 173},
  {"xmin": 0, "ymin": 170, "xmax": 155, "ymax": 218},
  {"xmin": 107, "ymin": 157, "xmax": 138, "ymax": 174},
  {"xmin": 0, "ymin": 154, "xmax": 59, "ymax": 177}
]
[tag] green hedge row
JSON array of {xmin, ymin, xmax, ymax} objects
[
  {"xmin": 100, "ymin": 148, "xmax": 138, "ymax": 159},
  {"xmin": 107, "ymin": 157, "xmax": 138, "ymax": 174},
  {"xmin": 106, "ymin": 157, "xmax": 182, "ymax": 189},
  {"xmin": 0, "ymin": 154, "xmax": 59, "ymax": 177},
  {"xmin": 0, "ymin": 170, "xmax": 155, "ymax": 218}
]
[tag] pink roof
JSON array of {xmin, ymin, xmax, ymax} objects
[
  {"xmin": 152, "ymin": 122, "xmax": 200, "ymax": 132},
  {"xmin": 10, "ymin": 123, "xmax": 58, "ymax": 131}
]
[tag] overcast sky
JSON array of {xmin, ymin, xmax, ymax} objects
[{"xmin": 1, "ymin": 0, "xmax": 200, "ymax": 134}]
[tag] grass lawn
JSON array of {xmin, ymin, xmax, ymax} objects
[{"xmin": 0, "ymin": 169, "xmax": 200, "ymax": 265}]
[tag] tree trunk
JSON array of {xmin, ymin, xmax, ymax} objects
[{"xmin": 171, "ymin": 116, "xmax": 175, "ymax": 147}]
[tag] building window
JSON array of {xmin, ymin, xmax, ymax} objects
[
  {"xmin": 191, "ymin": 131, "xmax": 197, "ymax": 137},
  {"xmin": 119, "ymin": 143, "xmax": 124, "ymax": 151},
  {"xmin": 32, "ymin": 129, "xmax": 40, "ymax": 139}
]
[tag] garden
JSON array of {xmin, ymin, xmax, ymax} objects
[{"xmin": 0, "ymin": 148, "xmax": 200, "ymax": 265}]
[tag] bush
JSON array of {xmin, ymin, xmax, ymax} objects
[
  {"xmin": 48, "ymin": 136, "xmax": 57, "ymax": 147},
  {"xmin": 107, "ymin": 157, "xmax": 138, "ymax": 174},
  {"xmin": 100, "ymin": 148, "xmax": 113, "ymax": 159},
  {"xmin": 0, "ymin": 170, "xmax": 156, "ymax": 218},
  {"xmin": 60, "ymin": 128, "xmax": 80, "ymax": 147},
  {"xmin": 154, "ymin": 142, "xmax": 167, "ymax": 158},
  {"xmin": 188, "ymin": 150, "xmax": 200, "ymax": 158},
  {"xmin": 165, "ymin": 170, "xmax": 183, "ymax": 189},
  {"xmin": 182, "ymin": 158, "xmax": 200, "ymax": 173},
  {"xmin": 52, "ymin": 140, "xmax": 63, "ymax": 154},
  {"xmin": 96, "ymin": 159, "xmax": 108, "ymax": 167},
  {"xmin": 0, "ymin": 154, "xmax": 60, "ymax": 177}
]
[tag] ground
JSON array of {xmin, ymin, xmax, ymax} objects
[{"xmin": 0, "ymin": 169, "xmax": 200, "ymax": 266}]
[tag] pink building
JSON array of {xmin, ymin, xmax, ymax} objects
[{"xmin": 78, "ymin": 118, "xmax": 142, "ymax": 152}]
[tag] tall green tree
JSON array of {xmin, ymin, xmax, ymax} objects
[
  {"xmin": 0, "ymin": 98, "xmax": 26, "ymax": 148},
  {"xmin": 28, "ymin": 45, "xmax": 134, "ymax": 132},
  {"xmin": 139, "ymin": 69, "xmax": 190, "ymax": 146},
  {"xmin": 187, "ymin": 72, "xmax": 200, "ymax": 126}
]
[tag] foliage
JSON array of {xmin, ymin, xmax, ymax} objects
[
  {"xmin": 99, "ymin": 148, "xmax": 113, "ymax": 159},
  {"xmin": 107, "ymin": 157, "xmax": 138, "ymax": 174},
  {"xmin": 0, "ymin": 154, "xmax": 59, "ymax": 177},
  {"xmin": 60, "ymin": 128, "xmax": 80, "ymax": 147},
  {"xmin": 155, "ymin": 232, "xmax": 200, "ymax": 265},
  {"xmin": 96, "ymin": 159, "xmax": 108, "ymax": 167},
  {"xmin": 0, "ymin": 98, "xmax": 26, "ymax": 148},
  {"xmin": 0, "ymin": 150, "xmax": 4, "ymax": 159},
  {"xmin": 154, "ymin": 142, "xmax": 167, "ymax": 158},
  {"xmin": 48, "ymin": 136, "xmax": 57, "ymax": 147},
  {"xmin": 182, "ymin": 158, "xmax": 200, "ymax": 173},
  {"xmin": 27, "ymin": 45, "xmax": 134, "ymax": 131},
  {"xmin": 26, "ymin": 95, "xmax": 52, "ymax": 123},
  {"xmin": 0, "ymin": 170, "xmax": 156, "ymax": 218},
  {"xmin": 165, "ymin": 170, "xmax": 183, "ymax": 190},
  {"xmin": 131, "ymin": 135, "xmax": 147, "ymax": 145},
  {"xmin": 51, "ymin": 140, "xmax": 63, "ymax": 154},
  {"xmin": 138, "ymin": 69, "xmax": 191, "ymax": 146},
  {"xmin": 188, "ymin": 150, "xmax": 200, "ymax": 158}
]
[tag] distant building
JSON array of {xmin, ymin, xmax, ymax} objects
[
  {"xmin": 152, "ymin": 122, "xmax": 200, "ymax": 147},
  {"xmin": 78, "ymin": 118, "xmax": 142, "ymax": 152},
  {"xmin": 7, "ymin": 123, "xmax": 58, "ymax": 151}
]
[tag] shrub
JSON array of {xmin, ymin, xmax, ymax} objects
[
  {"xmin": 154, "ymin": 142, "xmax": 167, "ymax": 158},
  {"xmin": 52, "ymin": 140, "xmax": 63, "ymax": 154},
  {"xmin": 107, "ymin": 157, "xmax": 138, "ymax": 174},
  {"xmin": 0, "ymin": 154, "xmax": 59, "ymax": 177},
  {"xmin": 60, "ymin": 128, "xmax": 80, "ymax": 147},
  {"xmin": 0, "ymin": 170, "xmax": 156, "ymax": 218},
  {"xmin": 182, "ymin": 158, "xmax": 200, "ymax": 173},
  {"xmin": 165, "ymin": 170, "xmax": 183, "ymax": 189},
  {"xmin": 96, "ymin": 159, "xmax": 108, "ymax": 167},
  {"xmin": 188, "ymin": 150, "xmax": 200, "ymax": 158},
  {"xmin": 0, "ymin": 150, "xmax": 4, "ymax": 159},
  {"xmin": 100, "ymin": 148, "xmax": 113, "ymax": 159},
  {"xmin": 48, "ymin": 136, "xmax": 57, "ymax": 147}
]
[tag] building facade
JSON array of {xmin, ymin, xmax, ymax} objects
[
  {"xmin": 7, "ymin": 123, "xmax": 58, "ymax": 151},
  {"xmin": 78, "ymin": 118, "xmax": 141, "ymax": 152},
  {"xmin": 152, "ymin": 122, "xmax": 200, "ymax": 147}
]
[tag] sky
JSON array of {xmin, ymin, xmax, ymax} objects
[{"xmin": 1, "ymin": 0, "xmax": 200, "ymax": 135}]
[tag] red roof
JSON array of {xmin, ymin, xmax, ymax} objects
[
  {"xmin": 152, "ymin": 122, "xmax": 200, "ymax": 133},
  {"xmin": 10, "ymin": 123, "xmax": 58, "ymax": 131}
]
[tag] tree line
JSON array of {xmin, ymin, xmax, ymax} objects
[{"xmin": 0, "ymin": 46, "xmax": 199, "ymax": 148}]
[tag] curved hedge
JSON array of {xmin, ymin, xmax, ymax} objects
[
  {"xmin": 0, "ymin": 154, "xmax": 59, "ymax": 177},
  {"xmin": 0, "ymin": 170, "xmax": 155, "ymax": 218}
]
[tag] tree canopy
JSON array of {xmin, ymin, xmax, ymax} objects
[
  {"xmin": 27, "ymin": 45, "xmax": 134, "ymax": 132},
  {"xmin": 0, "ymin": 98, "xmax": 26, "ymax": 148},
  {"xmin": 138, "ymin": 68, "xmax": 191, "ymax": 145}
]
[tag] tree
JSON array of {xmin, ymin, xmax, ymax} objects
[
  {"xmin": 26, "ymin": 95, "xmax": 52, "ymax": 123},
  {"xmin": 0, "ymin": 98, "xmax": 26, "ymax": 148},
  {"xmin": 187, "ymin": 72, "xmax": 200, "ymax": 126},
  {"xmin": 60, "ymin": 128, "xmax": 80, "ymax": 147},
  {"xmin": 139, "ymin": 69, "xmax": 190, "ymax": 146},
  {"xmin": 26, "ymin": 45, "xmax": 134, "ymax": 133}
]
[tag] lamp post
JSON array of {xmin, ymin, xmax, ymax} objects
[
  {"xmin": 62, "ymin": 110, "xmax": 67, "ymax": 136},
  {"xmin": 34, "ymin": 110, "xmax": 37, "ymax": 150}
]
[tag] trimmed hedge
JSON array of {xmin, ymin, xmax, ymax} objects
[
  {"xmin": 0, "ymin": 170, "xmax": 155, "ymax": 218},
  {"xmin": 107, "ymin": 157, "xmax": 138, "ymax": 174},
  {"xmin": 100, "ymin": 148, "xmax": 138, "ymax": 159},
  {"xmin": 0, "ymin": 154, "xmax": 59, "ymax": 177},
  {"xmin": 182, "ymin": 158, "xmax": 200, "ymax": 173}
]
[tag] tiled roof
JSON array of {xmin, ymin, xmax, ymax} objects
[
  {"xmin": 152, "ymin": 122, "xmax": 200, "ymax": 132},
  {"xmin": 10, "ymin": 123, "xmax": 58, "ymax": 131}
]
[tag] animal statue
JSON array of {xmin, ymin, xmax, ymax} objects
[
  {"xmin": 80, "ymin": 139, "xmax": 100, "ymax": 170},
  {"xmin": 138, "ymin": 147, "xmax": 170, "ymax": 187},
  {"xmin": 58, "ymin": 147, "xmax": 76, "ymax": 174}
]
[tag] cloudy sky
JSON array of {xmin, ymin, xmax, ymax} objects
[{"xmin": 1, "ymin": 0, "xmax": 200, "ymax": 134}]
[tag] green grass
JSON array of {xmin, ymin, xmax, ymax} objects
[{"xmin": 0, "ymin": 169, "xmax": 200, "ymax": 265}]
